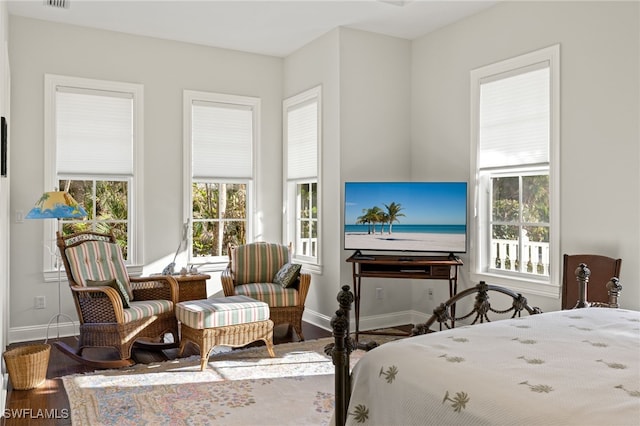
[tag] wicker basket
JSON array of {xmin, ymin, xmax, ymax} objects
[{"xmin": 3, "ymin": 344, "xmax": 51, "ymax": 390}]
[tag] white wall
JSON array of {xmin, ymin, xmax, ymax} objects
[
  {"xmin": 285, "ymin": 27, "xmax": 413, "ymax": 330},
  {"xmin": 338, "ymin": 28, "xmax": 413, "ymax": 324},
  {"xmin": 410, "ymin": 1, "xmax": 640, "ymax": 312},
  {"xmin": 283, "ymin": 28, "xmax": 341, "ymax": 322},
  {"xmin": 8, "ymin": 16, "xmax": 283, "ymax": 342}
]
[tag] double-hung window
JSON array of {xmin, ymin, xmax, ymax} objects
[
  {"xmin": 183, "ymin": 91, "xmax": 258, "ymax": 266},
  {"xmin": 470, "ymin": 45, "xmax": 560, "ymax": 296},
  {"xmin": 283, "ymin": 86, "xmax": 321, "ymax": 268},
  {"xmin": 44, "ymin": 75, "xmax": 143, "ymax": 272}
]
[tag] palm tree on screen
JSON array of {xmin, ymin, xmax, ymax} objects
[
  {"xmin": 355, "ymin": 213, "xmax": 370, "ymax": 234},
  {"xmin": 384, "ymin": 202, "xmax": 405, "ymax": 234},
  {"xmin": 379, "ymin": 212, "xmax": 390, "ymax": 234},
  {"xmin": 357, "ymin": 206, "xmax": 384, "ymax": 234}
]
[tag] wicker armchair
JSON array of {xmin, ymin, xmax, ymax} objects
[
  {"xmin": 55, "ymin": 231, "xmax": 180, "ymax": 369},
  {"xmin": 221, "ymin": 242, "xmax": 311, "ymax": 340}
]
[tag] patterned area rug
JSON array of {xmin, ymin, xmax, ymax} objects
[{"xmin": 62, "ymin": 336, "xmax": 391, "ymax": 425}]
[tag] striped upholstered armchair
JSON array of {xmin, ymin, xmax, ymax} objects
[
  {"xmin": 55, "ymin": 231, "xmax": 180, "ymax": 369},
  {"xmin": 221, "ymin": 242, "xmax": 311, "ymax": 340}
]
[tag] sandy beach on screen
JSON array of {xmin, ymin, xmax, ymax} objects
[{"xmin": 345, "ymin": 232, "xmax": 465, "ymax": 252}]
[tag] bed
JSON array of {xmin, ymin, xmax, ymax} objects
[{"xmin": 328, "ymin": 266, "xmax": 639, "ymax": 426}]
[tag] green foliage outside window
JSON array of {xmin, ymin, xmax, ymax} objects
[
  {"xmin": 491, "ymin": 175, "xmax": 549, "ymax": 243},
  {"xmin": 59, "ymin": 179, "xmax": 129, "ymax": 259},
  {"xmin": 192, "ymin": 182, "xmax": 246, "ymax": 257}
]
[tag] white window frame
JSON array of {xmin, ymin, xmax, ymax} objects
[
  {"xmin": 470, "ymin": 45, "xmax": 560, "ymax": 298},
  {"xmin": 183, "ymin": 90, "xmax": 258, "ymax": 270},
  {"xmin": 44, "ymin": 74, "xmax": 144, "ymax": 280},
  {"xmin": 283, "ymin": 86, "xmax": 322, "ymax": 272}
]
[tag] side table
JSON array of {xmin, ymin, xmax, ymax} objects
[{"xmin": 174, "ymin": 274, "xmax": 211, "ymax": 302}]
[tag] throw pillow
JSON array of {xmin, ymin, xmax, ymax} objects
[
  {"xmin": 273, "ymin": 263, "xmax": 302, "ymax": 288},
  {"xmin": 86, "ymin": 278, "xmax": 131, "ymax": 308}
]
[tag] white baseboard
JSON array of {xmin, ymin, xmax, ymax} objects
[
  {"xmin": 302, "ymin": 308, "xmax": 431, "ymax": 334},
  {"xmin": 8, "ymin": 320, "xmax": 78, "ymax": 344},
  {"xmin": 9, "ymin": 309, "xmax": 431, "ymax": 344}
]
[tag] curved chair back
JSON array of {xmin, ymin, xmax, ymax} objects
[{"xmin": 562, "ymin": 254, "xmax": 621, "ymax": 309}]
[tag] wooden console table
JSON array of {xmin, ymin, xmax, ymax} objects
[
  {"xmin": 174, "ymin": 274, "xmax": 211, "ymax": 302},
  {"xmin": 346, "ymin": 253, "xmax": 463, "ymax": 342}
]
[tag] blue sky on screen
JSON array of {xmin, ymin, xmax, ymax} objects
[{"xmin": 344, "ymin": 182, "xmax": 467, "ymax": 225}]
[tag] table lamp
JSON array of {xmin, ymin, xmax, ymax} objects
[{"xmin": 26, "ymin": 190, "xmax": 88, "ymax": 340}]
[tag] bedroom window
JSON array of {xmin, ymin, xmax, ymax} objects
[
  {"xmin": 470, "ymin": 45, "xmax": 560, "ymax": 297},
  {"xmin": 44, "ymin": 75, "xmax": 143, "ymax": 273},
  {"xmin": 184, "ymin": 91, "xmax": 258, "ymax": 266},
  {"xmin": 283, "ymin": 86, "xmax": 321, "ymax": 269}
]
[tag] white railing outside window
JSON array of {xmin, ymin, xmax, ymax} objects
[
  {"xmin": 298, "ymin": 237, "xmax": 317, "ymax": 259},
  {"xmin": 490, "ymin": 238, "xmax": 549, "ymax": 277}
]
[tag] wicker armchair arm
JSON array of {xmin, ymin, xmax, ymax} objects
[
  {"xmin": 129, "ymin": 275, "xmax": 178, "ymax": 305},
  {"xmin": 296, "ymin": 272, "xmax": 312, "ymax": 306},
  {"xmin": 70, "ymin": 286, "xmax": 126, "ymax": 323},
  {"xmin": 221, "ymin": 266, "xmax": 236, "ymax": 296},
  {"xmin": 221, "ymin": 265, "xmax": 310, "ymax": 306}
]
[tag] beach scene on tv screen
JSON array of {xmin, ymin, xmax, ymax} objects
[{"xmin": 344, "ymin": 182, "xmax": 467, "ymax": 253}]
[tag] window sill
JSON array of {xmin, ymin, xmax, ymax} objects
[
  {"xmin": 44, "ymin": 264, "xmax": 145, "ymax": 283},
  {"xmin": 293, "ymin": 258, "xmax": 321, "ymax": 276},
  {"xmin": 470, "ymin": 271, "xmax": 559, "ymax": 299},
  {"xmin": 189, "ymin": 261, "xmax": 227, "ymax": 274}
]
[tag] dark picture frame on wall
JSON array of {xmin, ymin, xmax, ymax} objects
[{"xmin": 1, "ymin": 116, "xmax": 6, "ymax": 177}]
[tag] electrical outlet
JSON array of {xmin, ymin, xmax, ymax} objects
[
  {"xmin": 34, "ymin": 296, "xmax": 46, "ymax": 309},
  {"xmin": 427, "ymin": 288, "xmax": 434, "ymax": 300},
  {"xmin": 376, "ymin": 288, "xmax": 383, "ymax": 300}
]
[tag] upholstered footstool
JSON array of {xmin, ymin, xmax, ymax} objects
[{"xmin": 176, "ymin": 295, "xmax": 275, "ymax": 371}]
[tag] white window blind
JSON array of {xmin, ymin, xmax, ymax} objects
[
  {"xmin": 192, "ymin": 101, "xmax": 253, "ymax": 180},
  {"xmin": 287, "ymin": 99, "xmax": 318, "ymax": 179},
  {"xmin": 56, "ymin": 86, "xmax": 134, "ymax": 175},
  {"xmin": 479, "ymin": 64, "xmax": 550, "ymax": 169}
]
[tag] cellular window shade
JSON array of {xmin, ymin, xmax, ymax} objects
[
  {"xmin": 287, "ymin": 100, "xmax": 318, "ymax": 180},
  {"xmin": 479, "ymin": 66, "xmax": 550, "ymax": 169},
  {"xmin": 56, "ymin": 87, "xmax": 134, "ymax": 175},
  {"xmin": 192, "ymin": 101, "xmax": 253, "ymax": 180}
]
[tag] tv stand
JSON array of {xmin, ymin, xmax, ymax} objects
[
  {"xmin": 346, "ymin": 253, "xmax": 463, "ymax": 342},
  {"xmin": 351, "ymin": 250, "xmax": 375, "ymax": 261}
]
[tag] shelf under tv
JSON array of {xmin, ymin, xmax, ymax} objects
[{"xmin": 346, "ymin": 252, "xmax": 463, "ymax": 342}]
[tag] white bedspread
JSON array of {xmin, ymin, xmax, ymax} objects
[{"xmin": 345, "ymin": 308, "xmax": 640, "ymax": 426}]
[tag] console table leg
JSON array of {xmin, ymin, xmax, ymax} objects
[
  {"xmin": 354, "ymin": 276, "xmax": 361, "ymax": 344},
  {"xmin": 449, "ymin": 277, "xmax": 456, "ymax": 328}
]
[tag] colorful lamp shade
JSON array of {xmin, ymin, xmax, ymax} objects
[{"xmin": 26, "ymin": 191, "xmax": 88, "ymax": 219}]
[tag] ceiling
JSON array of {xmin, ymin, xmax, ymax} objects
[{"xmin": 7, "ymin": 0, "xmax": 498, "ymax": 57}]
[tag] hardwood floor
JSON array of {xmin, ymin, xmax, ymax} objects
[{"xmin": 2, "ymin": 322, "xmax": 331, "ymax": 425}]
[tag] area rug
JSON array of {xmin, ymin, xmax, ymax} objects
[{"xmin": 61, "ymin": 334, "xmax": 401, "ymax": 426}]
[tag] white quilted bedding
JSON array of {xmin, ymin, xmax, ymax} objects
[{"xmin": 344, "ymin": 308, "xmax": 640, "ymax": 426}]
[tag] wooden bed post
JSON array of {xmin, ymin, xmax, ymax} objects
[
  {"xmin": 575, "ymin": 262, "xmax": 623, "ymax": 309},
  {"xmin": 574, "ymin": 263, "xmax": 591, "ymax": 308},
  {"xmin": 604, "ymin": 277, "xmax": 622, "ymax": 308},
  {"xmin": 326, "ymin": 285, "xmax": 354, "ymax": 426}
]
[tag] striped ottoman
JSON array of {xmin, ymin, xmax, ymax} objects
[{"xmin": 176, "ymin": 295, "xmax": 275, "ymax": 371}]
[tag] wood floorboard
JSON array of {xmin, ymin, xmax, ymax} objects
[{"xmin": 2, "ymin": 322, "xmax": 331, "ymax": 425}]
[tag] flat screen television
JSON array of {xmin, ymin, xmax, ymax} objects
[{"xmin": 344, "ymin": 181, "xmax": 468, "ymax": 254}]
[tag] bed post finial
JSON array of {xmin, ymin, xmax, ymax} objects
[
  {"xmin": 605, "ymin": 277, "xmax": 622, "ymax": 308},
  {"xmin": 337, "ymin": 284, "xmax": 354, "ymax": 310},
  {"xmin": 574, "ymin": 263, "xmax": 591, "ymax": 308}
]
